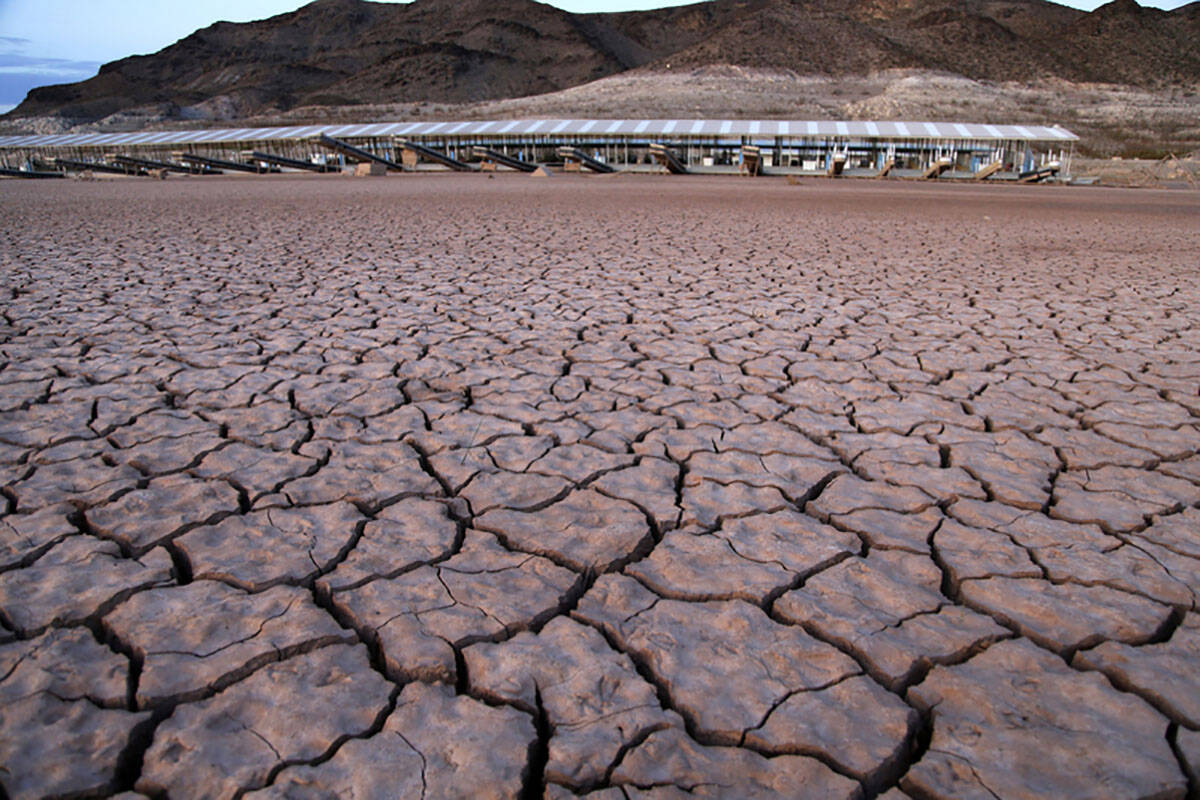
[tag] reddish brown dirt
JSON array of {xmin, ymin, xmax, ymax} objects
[{"xmin": 1, "ymin": 174, "xmax": 1199, "ymax": 799}]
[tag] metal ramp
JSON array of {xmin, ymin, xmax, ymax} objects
[
  {"xmin": 876, "ymin": 159, "xmax": 895, "ymax": 178},
  {"xmin": 557, "ymin": 147, "xmax": 616, "ymax": 173},
  {"xmin": 177, "ymin": 153, "xmax": 278, "ymax": 174},
  {"xmin": 649, "ymin": 143, "xmax": 689, "ymax": 174},
  {"xmin": 112, "ymin": 154, "xmax": 220, "ymax": 175},
  {"xmin": 1019, "ymin": 163, "xmax": 1060, "ymax": 183},
  {"xmin": 740, "ymin": 145, "xmax": 763, "ymax": 176},
  {"xmin": 53, "ymin": 157, "xmax": 140, "ymax": 175},
  {"xmin": 250, "ymin": 151, "xmax": 338, "ymax": 173},
  {"xmin": 472, "ymin": 146, "xmax": 537, "ymax": 173},
  {"xmin": 399, "ymin": 141, "xmax": 475, "ymax": 172},
  {"xmin": 317, "ymin": 134, "xmax": 405, "ymax": 171},
  {"xmin": 0, "ymin": 166, "xmax": 63, "ymax": 179},
  {"xmin": 826, "ymin": 154, "xmax": 846, "ymax": 177},
  {"xmin": 973, "ymin": 161, "xmax": 1003, "ymax": 181},
  {"xmin": 922, "ymin": 158, "xmax": 953, "ymax": 180}
]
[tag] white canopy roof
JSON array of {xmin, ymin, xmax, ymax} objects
[{"xmin": 0, "ymin": 119, "xmax": 1078, "ymax": 149}]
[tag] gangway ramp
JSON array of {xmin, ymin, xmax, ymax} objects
[
  {"xmin": 973, "ymin": 161, "xmax": 1003, "ymax": 181},
  {"xmin": 876, "ymin": 159, "xmax": 895, "ymax": 178},
  {"xmin": 0, "ymin": 166, "xmax": 63, "ymax": 179},
  {"xmin": 473, "ymin": 147, "xmax": 537, "ymax": 173},
  {"xmin": 177, "ymin": 153, "xmax": 278, "ymax": 174},
  {"xmin": 317, "ymin": 134, "xmax": 405, "ymax": 171},
  {"xmin": 740, "ymin": 145, "xmax": 763, "ymax": 176},
  {"xmin": 53, "ymin": 157, "xmax": 141, "ymax": 176},
  {"xmin": 250, "ymin": 151, "xmax": 340, "ymax": 173},
  {"xmin": 826, "ymin": 154, "xmax": 846, "ymax": 177},
  {"xmin": 922, "ymin": 158, "xmax": 953, "ymax": 180},
  {"xmin": 113, "ymin": 154, "xmax": 221, "ymax": 175},
  {"xmin": 557, "ymin": 147, "xmax": 616, "ymax": 173},
  {"xmin": 1019, "ymin": 163, "xmax": 1060, "ymax": 183},
  {"xmin": 472, "ymin": 147, "xmax": 536, "ymax": 172},
  {"xmin": 649, "ymin": 143, "xmax": 689, "ymax": 175},
  {"xmin": 399, "ymin": 141, "xmax": 475, "ymax": 172}
]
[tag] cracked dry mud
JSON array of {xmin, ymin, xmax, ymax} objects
[{"xmin": 0, "ymin": 174, "xmax": 1198, "ymax": 799}]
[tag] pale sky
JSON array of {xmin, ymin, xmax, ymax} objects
[{"xmin": 0, "ymin": 0, "xmax": 1192, "ymax": 111}]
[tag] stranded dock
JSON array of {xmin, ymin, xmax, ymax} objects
[{"xmin": 0, "ymin": 119, "xmax": 1077, "ymax": 181}]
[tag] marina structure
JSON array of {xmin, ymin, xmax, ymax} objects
[{"xmin": 0, "ymin": 119, "xmax": 1077, "ymax": 180}]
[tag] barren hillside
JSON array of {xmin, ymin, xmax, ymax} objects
[{"xmin": 4, "ymin": 0, "xmax": 1198, "ymax": 126}]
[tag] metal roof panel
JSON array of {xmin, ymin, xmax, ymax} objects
[{"xmin": 74, "ymin": 133, "xmax": 115, "ymax": 146}]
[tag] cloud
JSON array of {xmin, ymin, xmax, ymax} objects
[
  {"xmin": 0, "ymin": 54, "xmax": 101, "ymax": 107},
  {"xmin": 0, "ymin": 53, "xmax": 101, "ymax": 76},
  {"xmin": 0, "ymin": 36, "xmax": 33, "ymax": 52}
]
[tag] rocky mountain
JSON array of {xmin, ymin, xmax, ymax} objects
[{"xmin": 6, "ymin": 0, "xmax": 1199, "ymax": 125}]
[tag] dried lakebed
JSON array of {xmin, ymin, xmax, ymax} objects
[{"xmin": 1, "ymin": 175, "xmax": 1198, "ymax": 799}]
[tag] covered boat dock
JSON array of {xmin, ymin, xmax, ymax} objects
[{"xmin": 0, "ymin": 119, "xmax": 1077, "ymax": 180}]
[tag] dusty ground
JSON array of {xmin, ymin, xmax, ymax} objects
[
  {"xmin": 1071, "ymin": 155, "xmax": 1200, "ymax": 189},
  {"xmin": 1, "ymin": 174, "xmax": 1199, "ymax": 799}
]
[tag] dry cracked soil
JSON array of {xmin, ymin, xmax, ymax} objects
[{"xmin": 0, "ymin": 173, "xmax": 1198, "ymax": 799}]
